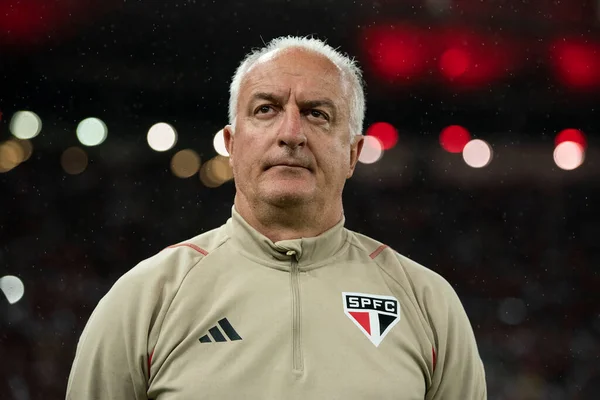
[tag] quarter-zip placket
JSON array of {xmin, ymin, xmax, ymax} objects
[{"xmin": 287, "ymin": 250, "xmax": 303, "ymax": 373}]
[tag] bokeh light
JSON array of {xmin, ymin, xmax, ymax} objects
[
  {"xmin": 14, "ymin": 139, "xmax": 33, "ymax": 162},
  {"xmin": 440, "ymin": 125, "xmax": 471, "ymax": 153},
  {"xmin": 0, "ymin": 140, "xmax": 25, "ymax": 172},
  {"xmin": 551, "ymin": 39, "xmax": 600, "ymax": 88},
  {"xmin": 0, "ymin": 275, "xmax": 25, "ymax": 304},
  {"xmin": 440, "ymin": 48, "xmax": 470, "ymax": 79},
  {"xmin": 363, "ymin": 25, "xmax": 428, "ymax": 82},
  {"xmin": 10, "ymin": 111, "xmax": 42, "ymax": 140},
  {"xmin": 437, "ymin": 28, "xmax": 515, "ymax": 86},
  {"xmin": 462, "ymin": 139, "xmax": 493, "ymax": 168},
  {"xmin": 200, "ymin": 162, "xmax": 221, "ymax": 188},
  {"xmin": 555, "ymin": 128, "xmax": 586, "ymax": 149},
  {"xmin": 213, "ymin": 129, "xmax": 229, "ymax": 156},
  {"xmin": 76, "ymin": 117, "xmax": 108, "ymax": 147},
  {"xmin": 200, "ymin": 156, "xmax": 233, "ymax": 188},
  {"xmin": 365, "ymin": 122, "xmax": 398, "ymax": 150},
  {"xmin": 358, "ymin": 135, "xmax": 384, "ymax": 164},
  {"xmin": 210, "ymin": 155, "xmax": 234, "ymax": 182},
  {"xmin": 147, "ymin": 122, "xmax": 177, "ymax": 152},
  {"xmin": 61, "ymin": 147, "xmax": 89, "ymax": 175},
  {"xmin": 554, "ymin": 141, "xmax": 584, "ymax": 171},
  {"xmin": 171, "ymin": 149, "xmax": 201, "ymax": 178}
]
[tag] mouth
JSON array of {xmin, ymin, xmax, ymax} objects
[{"xmin": 265, "ymin": 163, "xmax": 311, "ymax": 172}]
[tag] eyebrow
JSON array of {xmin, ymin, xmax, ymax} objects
[
  {"xmin": 249, "ymin": 92, "xmax": 338, "ymax": 113},
  {"xmin": 302, "ymin": 99, "xmax": 337, "ymax": 112},
  {"xmin": 250, "ymin": 92, "xmax": 284, "ymax": 105}
]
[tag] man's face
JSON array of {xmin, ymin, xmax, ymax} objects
[{"xmin": 224, "ymin": 48, "xmax": 363, "ymax": 210}]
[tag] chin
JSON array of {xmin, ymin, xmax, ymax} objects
[
  {"xmin": 261, "ymin": 188, "xmax": 314, "ymax": 208},
  {"xmin": 256, "ymin": 177, "xmax": 317, "ymax": 206}
]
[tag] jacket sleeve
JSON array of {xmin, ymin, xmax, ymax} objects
[
  {"xmin": 65, "ymin": 245, "xmax": 205, "ymax": 400},
  {"xmin": 425, "ymin": 276, "xmax": 487, "ymax": 400},
  {"xmin": 65, "ymin": 266, "xmax": 153, "ymax": 400}
]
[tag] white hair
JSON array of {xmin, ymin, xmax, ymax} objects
[{"xmin": 228, "ymin": 35, "xmax": 366, "ymax": 139}]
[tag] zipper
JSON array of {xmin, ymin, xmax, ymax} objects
[{"xmin": 287, "ymin": 250, "xmax": 303, "ymax": 373}]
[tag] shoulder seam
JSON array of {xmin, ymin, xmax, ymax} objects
[{"xmin": 167, "ymin": 243, "xmax": 209, "ymax": 256}]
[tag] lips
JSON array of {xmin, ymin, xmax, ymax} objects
[{"xmin": 265, "ymin": 162, "xmax": 311, "ymax": 171}]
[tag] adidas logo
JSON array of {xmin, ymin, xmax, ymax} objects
[{"xmin": 199, "ymin": 318, "xmax": 242, "ymax": 343}]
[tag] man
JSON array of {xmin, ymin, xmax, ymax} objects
[{"xmin": 66, "ymin": 36, "xmax": 487, "ymax": 399}]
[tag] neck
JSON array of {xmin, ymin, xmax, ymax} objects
[{"xmin": 233, "ymin": 194, "xmax": 343, "ymax": 242}]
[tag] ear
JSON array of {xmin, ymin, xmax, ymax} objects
[
  {"xmin": 346, "ymin": 135, "xmax": 364, "ymax": 179},
  {"xmin": 223, "ymin": 125, "xmax": 234, "ymax": 167}
]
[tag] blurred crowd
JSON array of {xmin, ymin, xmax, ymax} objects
[{"xmin": 1, "ymin": 147, "xmax": 598, "ymax": 400}]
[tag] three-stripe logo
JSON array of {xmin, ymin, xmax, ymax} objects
[{"xmin": 199, "ymin": 318, "xmax": 242, "ymax": 343}]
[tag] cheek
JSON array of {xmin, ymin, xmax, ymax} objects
[
  {"xmin": 318, "ymin": 145, "xmax": 350, "ymax": 180},
  {"xmin": 232, "ymin": 153, "xmax": 251, "ymax": 174},
  {"xmin": 232, "ymin": 138, "xmax": 263, "ymax": 174}
]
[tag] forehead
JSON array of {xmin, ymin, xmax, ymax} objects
[{"xmin": 240, "ymin": 48, "xmax": 347, "ymax": 102}]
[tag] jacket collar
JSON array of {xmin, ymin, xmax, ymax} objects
[{"xmin": 225, "ymin": 206, "xmax": 348, "ymax": 269}]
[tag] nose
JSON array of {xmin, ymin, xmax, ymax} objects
[{"xmin": 277, "ymin": 108, "xmax": 306, "ymax": 149}]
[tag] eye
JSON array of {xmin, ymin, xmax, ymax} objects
[
  {"xmin": 256, "ymin": 105, "xmax": 274, "ymax": 114},
  {"xmin": 306, "ymin": 109, "xmax": 329, "ymax": 121}
]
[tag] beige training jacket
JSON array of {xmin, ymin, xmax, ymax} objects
[{"xmin": 66, "ymin": 207, "xmax": 487, "ymax": 399}]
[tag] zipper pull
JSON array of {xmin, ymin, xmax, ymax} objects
[{"xmin": 286, "ymin": 250, "xmax": 296, "ymax": 257}]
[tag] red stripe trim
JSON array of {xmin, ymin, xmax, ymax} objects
[
  {"xmin": 369, "ymin": 244, "xmax": 388, "ymax": 259},
  {"xmin": 432, "ymin": 346, "xmax": 437, "ymax": 372},
  {"xmin": 167, "ymin": 243, "xmax": 209, "ymax": 256},
  {"xmin": 148, "ymin": 349, "xmax": 154, "ymax": 378}
]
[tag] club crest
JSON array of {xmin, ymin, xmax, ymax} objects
[{"xmin": 342, "ymin": 292, "xmax": 401, "ymax": 347}]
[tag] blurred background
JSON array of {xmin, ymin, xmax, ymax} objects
[{"xmin": 1, "ymin": 0, "xmax": 599, "ymax": 399}]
